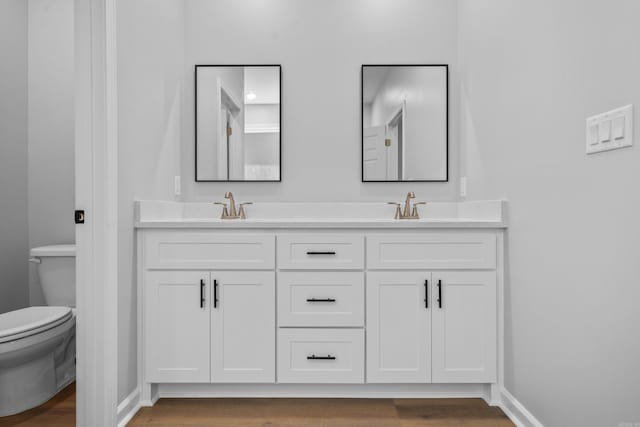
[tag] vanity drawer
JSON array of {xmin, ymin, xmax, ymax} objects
[
  {"xmin": 144, "ymin": 231, "xmax": 275, "ymax": 270},
  {"xmin": 278, "ymin": 272, "xmax": 364, "ymax": 327},
  {"xmin": 367, "ymin": 234, "xmax": 496, "ymax": 270},
  {"xmin": 277, "ymin": 234, "xmax": 364, "ymax": 270},
  {"xmin": 277, "ymin": 329, "xmax": 364, "ymax": 383}
]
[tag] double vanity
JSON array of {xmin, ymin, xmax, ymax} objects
[{"xmin": 135, "ymin": 198, "xmax": 507, "ymax": 405}]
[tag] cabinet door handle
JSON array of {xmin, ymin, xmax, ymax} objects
[
  {"xmin": 424, "ymin": 279, "xmax": 428, "ymax": 309},
  {"xmin": 200, "ymin": 279, "xmax": 205, "ymax": 308},
  {"xmin": 437, "ymin": 279, "xmax": 442, "ymax": 309},
  {"xmin": 306, "ymin": 298, "xmax": 336, "ymax": 303},
  {"xmin": 306, "ymin": 251, "xmax": 336, "ymax": 255},
  {"xmin": 213, "ymin": 279, "xmax": 219, "ymax": 308},
  {"xmin": 307, "ymin": 354, "xmax": 336, "ymax": 360}
]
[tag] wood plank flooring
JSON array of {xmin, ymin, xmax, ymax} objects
[
  {"xmin": 129, "ymin": 397, "xmax": 514, "ymax": 427},
  {"xmin": 0, "ymin": 382, "xmax": 75, "ymax": 427},
  {"xmin": 0, "ymin": 384, "xmax": 515, "ymax": 427}
]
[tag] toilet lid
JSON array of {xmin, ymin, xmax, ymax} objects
[
  {"xmin": 30, "ymin": 244, "xmax": 76, "ymax": 257},
  {"xmin": 0, "ymin": 306, "xmax": 72, "ymax": 342}
]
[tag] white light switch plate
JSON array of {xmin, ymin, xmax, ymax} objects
[{"xmin": 586, "ymin": 105, "xmax": 633, "ymax": 154}]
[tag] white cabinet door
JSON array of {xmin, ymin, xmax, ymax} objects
[
  {"xmin": 432, "ymin": 271, "xmax": 497, "ymax": 383},
  {"xmin": 211, "ymin": 271, "xmax": 275, "ymax": 383},
  {"xmin": 145, "ymin": 271, "xmax": 210, "ymax": 383},
  {"xmin": 366, "ymin": 272, "xmax": 431, "ymax": 383}
]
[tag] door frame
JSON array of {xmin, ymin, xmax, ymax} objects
[
  {"xmin": 385, "ymin": 100, "xmax": 406, "ymax": 180},
  {"xmin": 75, "ymin": 0, "xmax": 119, "ymax": 425}
]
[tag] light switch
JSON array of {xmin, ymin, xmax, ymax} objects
[
  {"xmin": 599, "ymin": 120, "xmax": 612, "ymax": 142},
  {"xmin": 613, "ymin": 116, "xmax": 625, "ymax": 140},
  {"xmin": 589, "ymin": 124, "xmax": 599, "ymax": 145},
  {"xmin": 586, "ymin": 104, "xmax": 633, "ymax": 155}
]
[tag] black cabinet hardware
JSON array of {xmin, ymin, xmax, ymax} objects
[
  {"xmin": 200, "ymin": 279, "xmax": 205, "ymax": 308},
  {"xmin": 424, "ymin": 279, "xmax": 428, "ymax": 309},
  {"xmin": 437, "ymin": 279, "xmax": 442, "ymax": 308},
  {"xmin": 213, "ymin": 279, "xmax": 219, "ymax": 308},
  {"xmin": 307, "ymin": 354, "xmax": 336, "ymax": 360},
  {"xmin": 306, "ymin": 251, "xmax": 336, "ymax": 255},
  {"xmin": 306, "ymin": 298, "xmax": 336, "ymax": 303}
]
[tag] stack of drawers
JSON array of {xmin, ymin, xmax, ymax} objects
[{"xmin": 276, "ymin": 234, "xmax": 365, "ymax": 383}]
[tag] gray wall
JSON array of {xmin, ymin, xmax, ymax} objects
[
  {"xmin": 27, "ymin": 0, "xmax": 76, "ymax": 305},
  {"xmin": 458, "ymin": 1, "xmax": 640, "ymax": 426},
  {"xmin": 0, "ymin": 0, "xmax": 29, "ymax": 314},
  {"xmin": 183, "ymin": 0, "xmax": 459, "ymax": 201},
  {"xmin": 117, "ymin": 0, "xmax": 184, "ymax": 401}
]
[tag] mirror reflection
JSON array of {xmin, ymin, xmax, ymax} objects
[
  {"xmin": 362, "ymin": 65, "xmax": 448, "ymax": 182},
  {"xmin": 196, "ymin": 65, "xmax": 281, "ymax": 181}
]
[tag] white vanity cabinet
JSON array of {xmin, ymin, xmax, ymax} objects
[
  {"xmin": 366, "ymin": 235, "xmax": 498, "ymax": 384},
  {"xmin": 366, "ymin": 271, "xmax": 497, "ymax": 384},
  {"xmin": 141, "ymin": 232, "xmax": 276, "ymax": 384},
  {"xmin": 137, "ymin": 213, "xmax": 505, "ymax": 401}
]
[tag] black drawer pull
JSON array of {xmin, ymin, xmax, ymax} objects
[
  {"xmin": 306, "ymin": 298, "xmax": 336, "ymax": 303},
  {"xmin": 437, "ymin": 279, "xmax": 442, "ymax": 309},
  {"xmin": 306, "ymin": 251, "xmax": 336, "ymax": 255},
  {"xmin": 200, "ymin": 279, "xmax": 205, "ymax": 308},
  {"xmin": 307, "ymin": 354, "xmax": 336, "ymax": 360},
  {"xmin": 213, "ymin": 279, "xmax": 219, "ymax": 308},
  {"xmin": 424, "ymin": 279, "xmax": 428, "ymax": 309}
]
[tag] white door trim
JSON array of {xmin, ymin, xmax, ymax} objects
[
  {"xmin": 385, "ymin": 100, "xmax": 406, "ymax": 180},
  {"xmin": 75, "ymin": 0, "xmax": 119, "ymax": 425}
]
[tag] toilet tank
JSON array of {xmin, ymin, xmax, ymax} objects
[{"xmin": 30, "ymin": 245, "xmax": 76, "ymax": 307}]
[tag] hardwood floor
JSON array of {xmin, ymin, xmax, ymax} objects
[
  {"xmin": 129, "ymin": 397, "xmax": 514, "ymax": 427},
  {"xmin": 0, "ymin": 385, "xmax": 515, "ymax": 427},
  {"xmin": 0, "ymin": 382, "xmax": 75, "ymax": 427}
]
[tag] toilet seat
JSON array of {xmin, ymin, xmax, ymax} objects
[{"xmin": 0, "ymin": 306, "xmax": 73, "ymax": 344}]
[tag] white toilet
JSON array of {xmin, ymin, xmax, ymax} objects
[{"xmin": 0, "ymin": 244, "xmax": 76, "ymax": 417}]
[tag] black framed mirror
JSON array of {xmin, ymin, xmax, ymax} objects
[
  {"xmin": 361, "ymin": 64, "xmax": 448, "ymax": 182},
  {"xmin": 195, "ymin": 65, "xmax": 281, "ymax": 182}
]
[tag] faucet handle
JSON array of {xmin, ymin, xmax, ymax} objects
[
  {"xmin": 214, "ymin": 202, "xmax": 229, "ymax": 218},
  {"xmin": 411, "ymin": 201, "xmax": 427, "ymax": 218},
  {"xmin": 238, "ymin": 202, "xmax": 253, "ymax": 219},
  {"xmin": 387, "ymin": 202, "xmax": 402, "ymax": 220}
]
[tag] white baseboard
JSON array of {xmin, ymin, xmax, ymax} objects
[
  {"xmin": 117, "ymin": 388, "xmax": 141, "ymax": 427},
  {"xmin": 498, "ymin": 387, "xmax": 544, "ymax": 427}
]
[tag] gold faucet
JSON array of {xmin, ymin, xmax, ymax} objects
[
  {"xmin": 215, "ymin": 192, "xmax": 252, "ymax": 219},
  {"xmin": 388, "ymin": 192, "xmax": 426, "ymax": 219}
]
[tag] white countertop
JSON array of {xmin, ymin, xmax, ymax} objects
[{"xmin": 135, "ymin": 200, "xmax": 507, "ymax": 229}]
